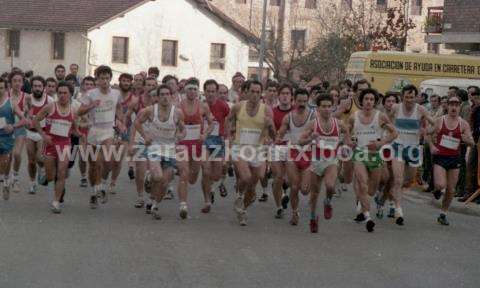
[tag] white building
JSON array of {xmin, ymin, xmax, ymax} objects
[{"xmin": 0, "ymin": 0, "xmax": 257, "ymax": 84}]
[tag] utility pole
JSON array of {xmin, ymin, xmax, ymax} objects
[{"xmin": 258, "ymin": 0, "xmax": 268, "ymax": 83}]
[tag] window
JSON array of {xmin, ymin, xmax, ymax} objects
[
  {"xmin": 411, "ymin": 0, "xmax": 422, "ymax": 15},
  {"xmin": 6, "ymin": 30, "xmax": 20, "ymax": 57},
  {"xmin": 291, "ymin": 29, "xmax": 306, "ymax": 51},
  {"xmin": 376, "ymin": 0, "xmax": 387, "ymax": 12},
  {"xmin": 112, "ymin": 37, "xmax": 128, "ymax": 64},
  {"xmin": 52, "ymin": 32, "xmax": 65, "ymax": 60},
  {"xmin": 270, "ymin": 0, "xmax": 280, "ymax": 6},
  {"xmin": 210, "ymin": 43, "xmax": 226, "ymax": 70},
  {"xmin": 162, "ymin": 40, "xmax": 178, "ymax": 66},
  {"xmin": 249, "ymin": 46, "xmax": 259, "ymax": 62},
  {"xmin": 305, "ymin": 0, "xmax": 317, "ymax": 9},
  {"xmin": 235, "ymin": 0, "xmax": 246, "ymax": 3},
  {"xmin": 428, "ymin": 43, "xmax": 439, "ymax": 54},
  {"xmin": 248, "ymin": 67, "xmax": 270, "ymax": 81}
]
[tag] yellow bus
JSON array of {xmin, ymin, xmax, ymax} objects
[{"xmin": 346, "ymin": 51, "xmax": 480, "ymax": 93}]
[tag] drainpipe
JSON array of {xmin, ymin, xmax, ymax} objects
[{"xmin": 81, "ymin": 33, "xmax": 94, "ymax": 75}]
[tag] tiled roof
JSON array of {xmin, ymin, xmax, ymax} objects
[{"xmin": 0, "ymin": 0, "xmax": 257, "ymax": 42}]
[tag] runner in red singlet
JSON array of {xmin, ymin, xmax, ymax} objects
[
  {"xmin": 34, "ymin": 81, "xmax": 78, "ymax": 214},
  {"xmin": 428, "ymin": 95, "xmax": 474, "ymax": 226},
  {"xmin": 270, "ymin": 84, "xmax": 292, "ymax": 219},
  {"xmin": 176, "ymin": 78, "xmax": 213, "ymax": 219}
]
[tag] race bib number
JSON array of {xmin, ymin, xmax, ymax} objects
[
  {"xmin": 317, "ymin": 136, "xmax": 339, "ymax": 149},
  {"xmin": 185, "ymin": 124, "xmax": 201, "ymax": 141},
  {"xmin": 0, "ymin": 117, "xmax": 6, "ymax": 129},
  {"xmin": 440, "ymin": 134, "xmax": 460, "ymax": 150},
  {"xmin": 239, "ymin": 128, "xmax": 261, "ymax": 145},
  {"xmin": 50, "ymin": 120, "xmax": 71, "ymax": 137},
  {"xmin": 95, "ymin": 108, "xmax": 114, "ymax": 124}
]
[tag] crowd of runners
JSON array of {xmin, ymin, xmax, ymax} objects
[{"xmin": 0, "ymin": 64, "xmax": 476, "ymax": 233}]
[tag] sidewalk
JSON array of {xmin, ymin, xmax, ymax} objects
[{"xmin": 404, "ymin": 188, "xmax": 480, "ymax": 217}]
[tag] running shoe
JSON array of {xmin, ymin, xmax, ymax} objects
[
  {"xmin": 219, "ymin": 183, "xmax": 228, "ymax": 197},
  {"xmin": 275, "ymin": 208, "xmax": 284, "ymax": 219},
  {"xmin": 238, "ymin": 210, "xmax": 247, "ymax": 226},
  {"xmin": 128, "ymin": 166, "xmax": 135, "ymax": 180},
  {"xmin": 134, "ymin": 198, "xmax": 145, "ymax": 208},
  {"xmin": 152, "ymin": 206, "xmax": 162, "ymax": 220},
  {"xmin": 51, "ymin": 201, "xmax": 61, "ymax": 214},
  {"xmin": 80, "ymin": 178, "xmax": 88, "ymax": 188},
  {"xmin": 258, "ymin": 193, "xmax": 268, "ymax": 202},
  {"xmin": 29, "ymin": 184, "xmax": 37, "ymax": 195},
  {"xmin": 309, "ymin": 217, "xmax": 319, "ymax": 233},
  {"xmin": 144, "ymin": 175, "xmax": 152, "ymax": 194},
  {"xmin": 11, "ymin": 180, "xmax": 20, "ymax": 194},
  {"xmin": 201, "ymin": 205, "xmax": 211, "ymax": 214},
  {"xmin": 340, "ymin": 183, "xmax": 348, "ymax": 192},
  {"xmin": 396, "ymin": 217, "xmax": 404, "ymax": 226},
  {"xmin": 89, "ymin": 195, "xmax": 98, "ymax": 209},
  {"xmin": 2, "ymin": 185, "xmax": 9, "ymax": 201},
  {"xmin": 145, "ymin": 203, "xmax": 152, "ymax": 214},
  {"xmin": 324, "ymin": 200, "xmax": 333, "ymax": 220},
  {"xmin": 437, "ymin": 214, "xmax": 450, "ymax": 226},
  {"xmin": 433, "ymin": 190, "xmax": 443, "ymax": 200},
  {"xmin": 99, "ymin": 189, "xmax": 108, "ymax": 204},
  {"xmin": 211, "ymin": 191, "xmax": 215, "ymax": 204},
  {"xmin": 281, "ymin": 193, "xmax": 290, "ymax": 210},
  {"xmin": 290, "ymin": 212, "xmax": 299, "ymax": 226},
  {"xmin": 108, "ymin": 183, "xmax": 116, "ymax": 195},
  {"xmin": 164, "ymin": 186, "xmax": 174, "ymax": 200},
  {"xmin": 179, "ymin": 203, "xmax": 188, "ymax": 219},
  {"xmin": 366, "ymin": 220, "xmax": 375, "ymax": 232},
  {"xmin": 354, "ymin": 213, "xmax": 366, "ymax": 223}
]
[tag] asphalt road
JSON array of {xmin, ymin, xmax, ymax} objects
[{"xmin": 1, "ymin": 165, "xmax": 479, "ymax": 288}]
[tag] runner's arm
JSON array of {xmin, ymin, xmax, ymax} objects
[
  {"xmin": 264, "ymin": 106, "xmax": 276, "ymax": 141},
  {"xmin": 133, "ymin": 107, "xmax": 151, "ymax": 142},
  {"xmin": 225, "ymin": 103, "xmax": 239, "ymax": 140},
  {"xmin": 175, "ymin": 109, "xmax": 186, "ymax": 141},
  {"xmin": 379, "ymin": 113, "xmax": 398, "ymax": 146},
  {"xmin": 77, "ymin": 98, "xmax": 96, "ymax": 116},
  {"xmin": 275, "ymin": 113, "xmax": 290, "ymax": 144},
  {"xmin": 419, "ymin": 105, "xmax": 436, "ymax": 126},
  {"xmin": 343, "ymin": 116, "xmax": 355, "ymax": 147},
  {"xmin": 461, "ymin": 119, "xmax": 475, "ymax": 147},
  {"xmin": 34, "ymin": 104, "xmax": 53, "ymax": 139},
  {"xmin": 298, "ymin": 121, "xmax": 315, "ymax": 146},
  {"xmin": 115, "ymin": 100, "xmax": 126, "ymax": 131},
  {"xmin": 12, "ymin": 101, "xmax": 27, "ymax": 129},
  {"xmin": 202, "ymin": 103, "xmax": 214, "ymax": 137}
]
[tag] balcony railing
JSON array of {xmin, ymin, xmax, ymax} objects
[{"xmin": 425, "ymin": 6, "xmax": 444, "ymax": 34}]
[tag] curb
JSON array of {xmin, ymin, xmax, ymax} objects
[{"xmin": 404, "ymin": 189, "xmax": 480, "ymax": 217}]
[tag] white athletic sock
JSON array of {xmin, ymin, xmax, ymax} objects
[
  {"xmin": 101, "ymin": 179, "xmax": 107, "ymax": 190},
  {"xmin": 2, "ymin": 175, "xmax": 8, "ymax": 186},
  {"xmin": 364, "ymin": 211, "xmax": 371, "ymax": 221},
  {"xmin": 47, "ymin": 182, "xmax": 54, "ymax": 203},
  {"xmin": 12, "ymin": 171, "xmax": 18, "ymax": 181},
  {"xmin": 30, "ymin": 180, "xmax": 36, "ymax": 188},
  {"xmin": 395, "ymin": 207, "xmax": 404, "ymax": 218}
]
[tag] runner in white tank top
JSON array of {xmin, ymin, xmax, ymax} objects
[
  {"xmin": 390, "ymin": 85, "xmax": 435, "ymax": 226},
  {"xmin": 276, "ymin": 89, "xmax": 314, "ymax": 226},
  {"xmin": 345, "ymin": 88, "xmax": 397, "ymax": 233},
  {"xmin": 135, "ymin": 85, "xmax": 185, "ymax": 220},
  {"xmin": 77, "ymin": 66, "xmax": 126, "ymax": 209}
]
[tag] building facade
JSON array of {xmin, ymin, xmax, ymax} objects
[{"xmin": 1, "ymin": 0, "xmax": 256, "ymax": 85}]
